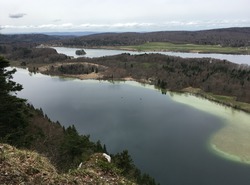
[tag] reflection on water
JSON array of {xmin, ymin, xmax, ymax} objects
[{"xmin": 12, "ymin": 68, "xmax": 250, "ymax": 185}]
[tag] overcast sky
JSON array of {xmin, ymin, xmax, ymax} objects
[{"xmin": 1, "ymin": 0, "xmax": 249, "ymax": 33}]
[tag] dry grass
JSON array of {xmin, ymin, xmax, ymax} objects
[
  {"xmin": 0, "ymin": 143, "xmax": 60, "ymax": 184},
  {"xmin": 0, "ymin": 143, "xmax": 136, "ymax": 185}
]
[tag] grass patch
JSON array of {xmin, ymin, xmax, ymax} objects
[
  {"xmin": 182, "ymin": 87, "xmax": 250, "ymax": 113},
  {"xmin": 118, "ymin": 42, "xmax": 250, "ymax": 54},
  {"xmin": 207, "ymin": 94, "xmax": 250, "ymax": 113}
]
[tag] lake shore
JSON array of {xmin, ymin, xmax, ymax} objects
[
  {"xmin": 181, "ymin": 87, "xmax": 250, "ymax": 114},
  {"xmin": 12, "ymin": 65, "xmax": 250, "ymax": 167},
  {"xmin": 8, "ymin": 45, "xmax": 250, "ymax": 165},
  {"xmin": 171, "ymin": 92, "xmax": 250, "ymax": 165},
  {"xmin": 34, "ymin": 66, "xmax": 250, "ymax": 165},
  {"xmin": 76, "ymin": 42, "xmax": 250, "ymax": 55},
  {"xmin": 47, "ymin": 43, "xmax": 250, "ymax": 55},
  {"xmin": 35, "ymin": 70, "xmax": 250, "ymax": 165},
  {"xmin": 36, "ymin": 64, "xmax": 250, "ymax": 114}
]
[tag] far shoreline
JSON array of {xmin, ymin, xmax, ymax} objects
[
  {"xmin": 36, "ymin": 65, "xmax": 250, "ymax": 114},
  {"xmin": 46, "ymin": 42, "xmax": 250, "ymax": 55}
]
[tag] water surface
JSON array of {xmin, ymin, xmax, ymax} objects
[
  {"xmin": 53, "ymin": 46, "xmax": 250, "ymax": 65},
  {"xmin": 13, "ymin": 68, "xmax": 250, "ymax": 185}
]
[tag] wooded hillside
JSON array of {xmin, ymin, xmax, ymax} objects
[{"xmin": 59, "ymin": 27, "xmax": 250, "ymax": 47}]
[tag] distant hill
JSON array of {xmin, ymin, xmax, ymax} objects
[
  {"xmin": 59, "ymin": 27, "xmax": 250, "ymax": 47},
  {"xmin": 41, "ymin": 31, "xmax": 98, "ymax": 36},
  {"xmin": 1, "ymin": 27, "xmax": 250, "ymax": 47},
  {"xmin": 0, "ymin": 34, "xmax": 67, "ymax": 44},
  {"xmin": 0, "ymin": 32, "xmax": 98, "ymax": 45}
]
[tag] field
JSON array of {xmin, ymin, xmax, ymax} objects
[{"xmin": 117, "ymin": 42, "xmax": 250, "ymax": 54}]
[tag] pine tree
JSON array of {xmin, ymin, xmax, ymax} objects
[{"xmin": 0, "ymin": 56, "xmax": 28, "ymax": 146}]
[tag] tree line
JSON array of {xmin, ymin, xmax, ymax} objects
[
  {"xmin": 1, "ymin": 43, "xmax": 249, "ymax": 104},
  {"xmin": 59, "ymin": 27, "xmax": 250, "ymax": 47},
  {"xmin": 57, "ymin": 53, "xmax": 249, "ymax": 103}
]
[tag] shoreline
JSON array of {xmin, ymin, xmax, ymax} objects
[
  {"xmin": 37, "ymin": 65, "xmax": 250, "ymax": 114},
  {"xmin": 181, "ymin": 87, "xmax": 250, "ymax": 114},
  {"xmin": 38, "ymin": 71, "xmax": 250, "ymax": 165},
  {"xmin": 170, "ymin": 91, "xmax": 250, "ymax": 166},
  {"xmin": 12, "ymin": 66, "xmax": 250, "ymax": 165},
  {"xmin": 12, "ymin": 60, "xmax": 250, "ymax": 114},
  {"xmin": 47, "ymin": 44, "xmax": 250, "ymax": 55}
]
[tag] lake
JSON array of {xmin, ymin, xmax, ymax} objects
[
  {"xmin": 52, "ymin": 46, "xmax": 250, "ymax": 65},
  {"xmin": 13, "ymin": 68, "xmax": 250, "ymax": 185}
]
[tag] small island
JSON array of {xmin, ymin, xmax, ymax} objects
[{"xmin": 75, "ymin": 49, "xmax": 86, "ymax": 55}]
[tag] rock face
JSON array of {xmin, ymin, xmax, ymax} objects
[
  {"xmin": 0, "ymin": 143, "xmax": 136, "ymax": 185},
  {"xmin": 75, "ymin": 49, "xmax": 86, "ymax": 55}
]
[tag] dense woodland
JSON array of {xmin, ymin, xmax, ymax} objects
[
  {"xmin": 0, "ymin": 34, "xmax": 70, "ymax": 44},
  {"xmin": 35, "ymin": 53, "xmax": 249, "ymax": 104},
  {"xmin": 1, "ymin": 27, "xmax": 250, "ymax": 48},
  {"xmin": 59, "ymin": 27, "xmax": 250, "ymax": 47}
]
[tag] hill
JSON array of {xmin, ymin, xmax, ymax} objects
[
  {"xmin": 0, "ymin": 34, "xmax": 68, "ymax": 44},
  {"xmin": 1, "ymin": 27, "xmax": 250, "ymax": 48},
  {"xmin": 59, "ymin": 27, "xmax": 250, "ymax": 47},
  {"xmin": 41, "ymin": 31, "xmax": 98, "ymax": 36}
]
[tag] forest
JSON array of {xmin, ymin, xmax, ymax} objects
[
  {"xmin": 1, "ymin": 27, "xmax": 250, "ymax": 48},
  {"xmin": 58, "ymin": 27, "xmax": 250, "ymax": 47},
  {"xmin": 49, "ymin": 54, "xmax": 250, "ymax": 103}
]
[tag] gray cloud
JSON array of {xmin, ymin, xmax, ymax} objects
[{"xmin": 9, "ymin": 13, "xmax": 26, "ymax": 19}]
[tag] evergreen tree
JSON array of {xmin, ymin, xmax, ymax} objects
[
  {"xmin": 0, "ymin": 56, "xmax": 29, "ymax": 146},
  {"xmin": 0, "ymin": 56, "xmax": 22, "ymax": 94}
]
